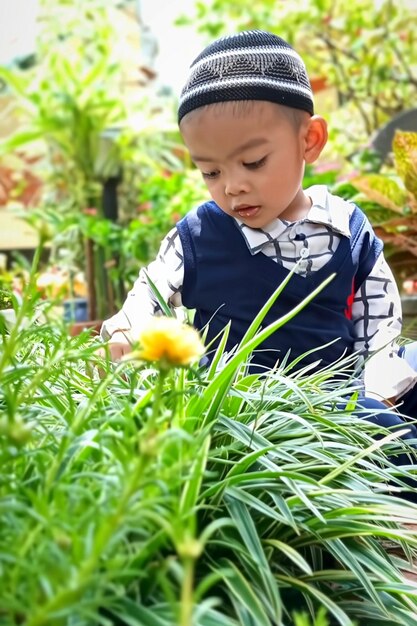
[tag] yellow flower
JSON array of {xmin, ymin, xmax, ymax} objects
[{"xmin": 130, "ymin": 316, "xmax": 205, "ymax": 368}]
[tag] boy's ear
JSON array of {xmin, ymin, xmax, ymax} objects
[{"xmin": 304, "ymin": 115, "xmax": 328, "ymax": 163}]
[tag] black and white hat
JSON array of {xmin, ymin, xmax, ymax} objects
[{"xmin": 178, "ymin": 30, "xmax": 314, "ymax": 124}]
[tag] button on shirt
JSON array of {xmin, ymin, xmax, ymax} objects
[{"xmin": 101, "ymin": 185, "xmax": 417, "ymax": 401}]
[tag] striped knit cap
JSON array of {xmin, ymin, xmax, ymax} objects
[{"xmin": 178, "ymin": 30, "xmax": 314, "ymax": 123}]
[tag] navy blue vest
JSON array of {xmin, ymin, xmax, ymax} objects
[{"xmin": 177, "ymin": 199, "xmax": 383, "ymax": 372}]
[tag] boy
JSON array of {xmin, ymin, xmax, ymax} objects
[{"xmin": 102, "ymin": 30, "xmax": 417, "ymax": 421}]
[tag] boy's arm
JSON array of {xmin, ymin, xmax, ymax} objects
[
  {"xmin": 352, "ymin": 252, "xmax": 417, "ymax": 401},
  {"xmin": 100, "ymin": 227, "xmax": 184, "ymax": 360}
]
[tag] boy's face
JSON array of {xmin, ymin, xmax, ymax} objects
[{"xmin": 180, "ymin": 101, "xmax": 316, "ymax": 227}]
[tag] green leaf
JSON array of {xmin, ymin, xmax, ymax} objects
[
  {"xmin": 179, "ymin": 434, "xmax": 210, "ymax": 517},
  {"xmin": 326, "ymin": 538, "xmax": 385, "ymax": 612},
  {"xmin": 265, "ymin": 539, "xmax": 313, "ymax": 575},
  {"xmin": 226, "ymin": 496, "xmax": 269, "ymax": 569},
  {"xmin": 0, "ymin": 129, "xmax": 44, "ymax": 154},
  {"xmin": 0, "ymin": 66, "xmax": 29, "ymax": 97},
  {"xmin": 108, "ymin": 598, "xmax": 172, "ymax": 626},
  {"xmin": 206, "ymin": 321, "xmax": 231, "ymax": 380},
  {"xmin": 352, "ymin": 174, "xmax": 407, "ymax": 213},
  {"xmin": 237, "ymin": 263, "xmax": 300, "ymax": 346},
  {"xmin": 275, "ymin": 573, "xmax": 354, "ymax": 626},
  {"xmin": 221, "ymin": 561, "xmax": 273, "ymax": 626},
  {"xmin": 195, "ymin": 272, "xmax": 336, "ymax": 425},
  {"xmin": 319, "ymin": 427, "xmax": 411, "ymax": 485},
  {"xmin": 224, "ymin": 484, "xmax": 291, "ymax": 528},
  {"xmin": 143, "ymin": 271, "xmax": 175, "ymax": 317}
]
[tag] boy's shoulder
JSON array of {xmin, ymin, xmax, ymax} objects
[
  {"xmin": 307, "ymin": 184, "xmax": 356, "ymax": 214},
  {"xmin": 305, "ymin": 187, "xmax": 382, "ymax": 290},
  {"xmin": 307, "ymin": 184, "xmax": 372, "ymax": 231}
]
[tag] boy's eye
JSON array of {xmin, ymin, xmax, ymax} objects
[
  {"xmin": 244, "ymin": 156, "xmax": 267, "ymax": 170},
  {"xmin": 202, "ymin": 170, "xmax": 219, "ymax": 180}
]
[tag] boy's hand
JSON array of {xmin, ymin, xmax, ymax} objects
[
  {"xmin": 97, "ymin": 331, "xmax": 133, "ymax": 363},
  {"xmin": 104, "ymin": 341, "xmax": 132, "ymax": 361}
]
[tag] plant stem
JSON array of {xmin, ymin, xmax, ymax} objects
[
  {"xmin": 25, "ymin": 368, "xmax": 168, "ymax": 626},
  {"xmin": 26, "ymin": 439, "xmax": 147, "ymax": 626},
  {"xmin": 180, "ymin": 557, "xmax": 195, "ymax": 626},
  {"xmin": 85, "ymin": 238, "xmax": 96, "ymax": 321},
  {"xmin": 148, "ymin": 367, "xmax": 166, "ymax": 435}
]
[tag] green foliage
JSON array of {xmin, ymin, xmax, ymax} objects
[
  {"xmin": 0, "ymin": 269, "xmax": 13, "ymax": 311},
  {"xmin": 178, "ymin": 0, "xmax": 417, "ymax": 157},
  {"xmin": 2, "ymin": 245, "xmax": 417, "ymax": 624},
  {"xmin": 31, "ymin": 168, "xmax": 206, "ymax": 306},
  {"xmin": 0, "ymin": 0, "xmax": 130, "ymax": 320},
  {"xmin": 0, "ymin": 1, "xmax": 125, "ymax": 205},
  {"xmin": 303, "ymin": 163, "xmax": 340, "ymax": 189},
  {"xmin": 394, "ymin": 130, "xmax": 417, "ymax": 199},
  {"xmin": 0, "ymin": 289, "xmax": 12, "ymax": 311},
  {"xmin": 0, "ymin": 0, "xmax": 189, "ymax": 319},
  {"xmin": 293, "ymin": 608, "xmax": 330, "ymax": 626},
  {"xmin": 123, "ymin": 169, "xmax": 206, "ymax": 263}
]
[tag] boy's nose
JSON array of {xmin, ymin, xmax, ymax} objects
[{"xmin": 224, "ymin": 174, "xmax": 250, "ymax": 196}]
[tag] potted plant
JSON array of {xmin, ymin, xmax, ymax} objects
[
  {"xmin": 2, "ymin": 271, "xmax": 417, "ymax": 623},
  {"xmin": 0, "ymin": 1, "xmax": 128, "ymax": 325}
]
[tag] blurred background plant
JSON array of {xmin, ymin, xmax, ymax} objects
[
  {"xmin": 0, "ymin": 0, "xmax": 127, "ymax": 319},
  {"xmin": 0, "ymin": 252, "xmax": 27, "ymax": 311},
  {"xmin": 349, "ymin": 130, "xmax": 417, "ymax": 285},
  {"xmin": 343, "ymin": 129, "xmax": 417, "ymax": 337},
  {"xmin": 0, "ymin": 288, "xmax": 12, "ymax": 311},
  {"xmin": 0, "ymin": 0, "xmax": 202, "ymax": 322}
]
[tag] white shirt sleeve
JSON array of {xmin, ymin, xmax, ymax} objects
[
  {"xmin": 100, "ymin": 227, "xmax": 185, "ymax": 342},
  {"xmin": 352, "ymin": 252, "xmax": 417, "ymax": 400}
]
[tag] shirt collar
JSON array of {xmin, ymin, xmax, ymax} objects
[{"xmin": 235, "ymin": 185, "xmax": 351, "ymax": 255}]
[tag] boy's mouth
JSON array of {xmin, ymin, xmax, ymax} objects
[{"xmin": 234, "ymin": 205, "xmax": 261, "ymax": 219}]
